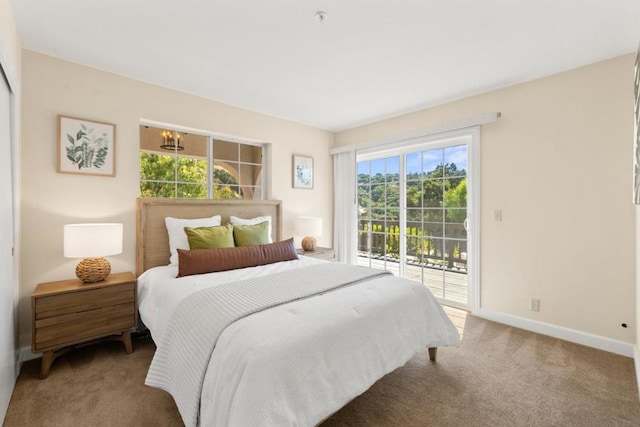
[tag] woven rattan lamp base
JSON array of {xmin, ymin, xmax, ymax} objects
[
  {"xmin": 76, "ymin": 257, "xmax": 111, "ymax": 283},
  {"xmin": 301, "ymin": 236, "xmax": 317, "ymax": 251}
]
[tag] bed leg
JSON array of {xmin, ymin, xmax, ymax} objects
[{"xmin": 428, "ymin": 347, "xmax": 437, "ymax": 362}]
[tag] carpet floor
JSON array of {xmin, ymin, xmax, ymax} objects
[{"xmin": 4, "ymin": 309, "xmax": 639, "ymax": 426}]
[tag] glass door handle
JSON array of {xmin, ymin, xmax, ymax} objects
[{"xmin": 463, "ymin": 218, "xmax": 469, "ymax": 231}]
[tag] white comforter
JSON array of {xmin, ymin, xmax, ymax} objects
[{"xmin": 138, "ymin": 257, "xmax": 460, "ymax": 426}]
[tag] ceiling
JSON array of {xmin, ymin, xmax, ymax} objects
[{"xmin": 10, "ymin": 0, "xmax": 640, "ymax": 132}]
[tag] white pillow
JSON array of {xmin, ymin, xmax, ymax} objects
[
  {"xmin": 229, "ymin": 215, "xmax": 273, "ymax": 243},
  {"xmin": 165, "ymin": 215, "xmax": 222, "ymax": 266}
]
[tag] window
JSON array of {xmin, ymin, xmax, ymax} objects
[
  {"xmin": 356, "ymin": 131, "xmax": 477, "ymax": 310},
  {"xmin": 139, "ymin": 125, "xmax": 264, "ymax": 200}
]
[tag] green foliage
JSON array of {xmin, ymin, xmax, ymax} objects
[
  {"xmin": 140, "ymin": 152, "xmax": 242, "ymax": 199},
  {"xmin": 358, "ymin": 158, "xmax": 468, "ymax": 270},
  {"xmin": 444, "ymin": 178, "xmax": 467, "ymax": 223},
  {"xmin": 65, "ymin": 125, "xmax": 109, "ymax": 170}
]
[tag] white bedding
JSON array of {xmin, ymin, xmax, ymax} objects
[
  {"xmin": 138, "ymin": 257, "xmax": 460, "ymax": 426},
  {"xmin": 138, "ymin": 256, "xmax": 326, "ymax": 343}
]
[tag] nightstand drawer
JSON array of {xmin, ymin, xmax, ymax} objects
[
  {"xmin": 31, "ymin": 272, "xmax": 137, "ymax": 378},
  {"xmin": 35, "ymin": 283, "xmax": 134, "ymax": 319},
  {"xmin": 34, "ymin": 302, "xmax": 135, "ymax": 351}
]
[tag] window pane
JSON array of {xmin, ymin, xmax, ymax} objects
[
  {"xmin": 140, "ymin": 181, "xmax": 175, "ymax": 198},
  {"xmin": 371, "ymin": 159, "xmax": 385, "ymax": 183},
  {"xmin": 140, "ymin": 152, "xmax": 175, "ymax": 182},
  {"xmin": 423, "ymin": 208, "xmax": 443, "ymax": 223},
  {"xmin": 425, "ymin": 267, "xmax": 444, "ymax": 299},
  {"xmin": 214, "ymin": 140, "xmax": 238, "ymax": 161},
  {"xmin": 423, "ymin": 150, "xmax": 442, "ymax": 177},
  {"xmin": 358, "ymin": 206, "xmax": 371, "ymax": 221},
  {"xmin": 406, "ymin": 181, "xmax": 422, "ymax": 208},
  {"xmin": 444, "ymin": 145, "xmax": 467, "ymax": 177},
  {"xmin": 423, "ymin": 179, "xmax": 444, "ymax": 207},
  {"xmin": 358, "ymin": 185, "xmax": 371, "ymax": 210},
  {"xmin": 406, "ymin": 152, "xmax": 421, "ymax": 180},
  {"xmin": 240, "ymin": 186, "xmax": 261, "ymax": 200},
  {"xmin": 177, "ymin": 157, "xmax": 207, "ymax": 183},
  {"xmin": 445, "ymin": 208, "xmax": 466, "ymax": 224},
  {"xmin": 444, "ymin": 223, "xmax": 466, "ymax": 239},
  {"xmin": 140, "ymin": 125, "xmax": 264, "ymax": 200},
  {"xmin": 385, "ymin": 184, "xmax": 400, "ymax": 208},
  {"xmin": 444, "ymin": 239, "xmax": 465, "ymax": 269},
  {"xmin": 240, "ymin": 144, "xmax": 262, "ymax": 164},
  {"xmin": 358, "ymin": 219, "xmax": 370, "ymax": 232},
  {"xmin": 386, "ymin": 156, "xmax": 399, "ymax": 183},
  {"xmin": 177, "ymin": 183, "xmax": 206, "ymax": 199},
  {"xmin": 248, "ymin": 187, "xmax": 263, "ymax": 200},
  {"xmin": 239, "ymin": 163, "xmax": 261, "ymax": 186},
  {"xmin": 370, "ymin": 231, "xmax": 385, "ymax": 257},
  {"xmin": 358, "ymin": 231, "xmax": 370, "ymax": 253},
  {"xmin": 406, "ymin": 208, "xmax": 422, "ymax": 223},
  {"xmin": 385, "ymin": 208, "xmax": 400, "ymax": 223},
  {"xmin": 357, "ymin": 161, "xmax": 370, "ymax": 184},
  {"xmin": 371, "ymin": 184, "xmax": 385, "ymax": 206},
  {"xmin": 213, "ymin": 162, "xmax": 239, "ymax": 185},
  {"xmin": 444, "ymin": 177, "xmax": 466, "ymax": 208},
  {"xmin": 405, "ymin": 235, "xmax": 422, "ymax": 260},
  {"xmin": 214, "ymin": 184, "xmax": 241, "ymax": 199},
  {"xmin": 424, "ymin": 222, "xmax": 443, "ymax": 238},
  {"xmin": 425, "ymin": 237, "xmax": 443, "ymax": 262}
]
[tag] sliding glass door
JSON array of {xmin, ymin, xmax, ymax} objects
[{"xmin": 357, "ymin": 131, "xmax": 476, "ymax": 310}]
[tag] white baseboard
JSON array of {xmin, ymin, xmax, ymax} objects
[
  {"xmin": 18, "ymin": 346, "xmax": 39, "ymax": 364},
  {"xmin": 475, "ymin": 309, "xmax": 634, "ymax": 358}
]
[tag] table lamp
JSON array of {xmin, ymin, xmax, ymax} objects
[
  {"xmin": 294, "ymin": 217, "xmax": 323, "ymax": 251},
  {"xmin": 64, "ymin": 223, "xmax": 123, "ymax": 283}
]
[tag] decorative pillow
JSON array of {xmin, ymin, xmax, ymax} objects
[
  {"xmin": 184, "ymin": 224, "xmax": 234, "ymax": 250},
  {"xmin": 177, "ymin": 238, "xmax": 298, "ymax": 277},
  {"xmin": 233, "ymin": 221, "xmax": 270, "ymax": 247},
  {"xmin": 165, "ymin": 215, "xmax": 221, "ymax": 266},
  {"xmin": 230, "ymin": 215, "xmax": 273, "ymax": 243}
]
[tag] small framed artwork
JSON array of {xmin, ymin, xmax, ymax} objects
[
  {"xmin": 293, "ymin": 154, "xmax": 313, "ymax": 189},
  {"xmin": 57, "ymin": 115, "xmax": 116, "ymax": 177}
]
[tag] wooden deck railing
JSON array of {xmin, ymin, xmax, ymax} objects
[{"xmin": 358, "ymin": 219, "xmax": 467, "ymax": 271}]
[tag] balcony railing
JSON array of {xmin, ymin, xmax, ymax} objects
[{"xmin": 358, "ymin": 219, "xmax": 467, "ymax": 272}]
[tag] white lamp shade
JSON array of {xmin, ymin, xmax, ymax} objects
[
  {"xmin": 294, "ymin": 217, "xmax": 323, "ymax": 237},
  {"xmin": 64, "ymin": 223, "xmax": 123, "ymax": 258}
]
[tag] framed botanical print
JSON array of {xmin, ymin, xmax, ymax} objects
[
  {"xmin": 57, "ymin": 115, "xmax": 116, "ymax": 176},
  {"xmin": 292, "ymin": 154, "xmax": 313, "ymax": 189}
]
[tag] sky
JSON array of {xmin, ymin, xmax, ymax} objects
[{"xmin": 357, "ymin": 145, "xmax": 468, "ymax": 178}]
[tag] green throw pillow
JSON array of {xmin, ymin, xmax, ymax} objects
[
  {"xmin": 233, "ymin": 221, "xmax": 269, "ymax": 247},
  {"xmin": 184, "ymin": 224, "xmax": 235, "ymax": 250}
]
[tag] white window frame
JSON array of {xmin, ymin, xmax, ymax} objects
[
  {"xmin": 356, "ymin": 127, "xmax": 480, "ymax": 312},
  {"xmin": 139, "ymin": 120, "xmax": 268, "ymax": 200}
]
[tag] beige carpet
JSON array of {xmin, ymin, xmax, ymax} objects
[{"xmin": 4, "ymin": 309, "xmax": 640, "ymax": 427}]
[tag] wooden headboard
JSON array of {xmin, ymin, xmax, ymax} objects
[{"xmin": 135, "ymin": 198, "xmax": 282, "ymax": 276}]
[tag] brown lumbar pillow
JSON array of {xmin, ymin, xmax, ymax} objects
[{"xmin": 177, "ymin": 238, "xmax": 298, "ymax": 277}]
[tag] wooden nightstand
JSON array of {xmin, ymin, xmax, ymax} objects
[
  {"xmin": 297, "ymin": 247, "xmax": 335, "ymax": 261},
  {"xmin": 31, "ymin": 271, "xmax": 137, "ymax": 379}
]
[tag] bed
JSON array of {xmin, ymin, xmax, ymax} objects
[{"xmin": 135, "ymin": 198, "xmax": 460, "ymax": 426}]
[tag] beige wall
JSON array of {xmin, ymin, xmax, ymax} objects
[
  {"xmin": 19, "ymin": 51, "xmax": 334, "ymax": 348},
  {"xmin": 0, "ymin": 0, "xmax": 20, "ymax": 83},
  {"xmin": 336, "ymin": 54, "xmax": 636, "ymax": 344}
]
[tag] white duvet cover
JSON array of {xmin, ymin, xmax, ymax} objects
[{"xmin": 138, "ymin": 257, "xmax": 460, "ymax": 426}]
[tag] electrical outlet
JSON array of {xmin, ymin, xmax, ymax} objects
[
  {"xmin": 529, "ymin": 298, "xmax": 540, "ymax": 312},
  {"xmin": 494, "ymin": 209, "xmax": 502, "ymax": 221}
]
